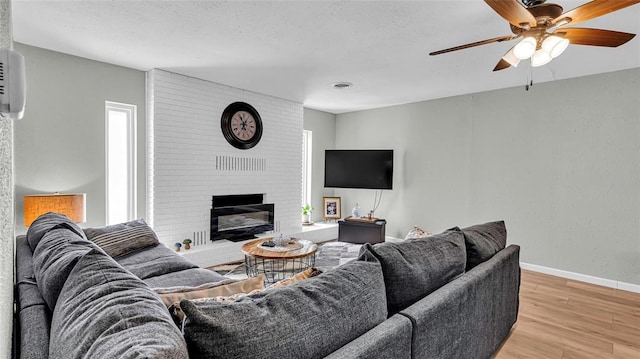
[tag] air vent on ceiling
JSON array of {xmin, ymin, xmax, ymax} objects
[{"xmin": 332, "ymin": 82, "xmax": 353, "ymax": 90}]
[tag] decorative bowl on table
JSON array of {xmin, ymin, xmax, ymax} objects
[{"xmin": 273, "ymin": 235, "xmax": 292, "ymax": 247}]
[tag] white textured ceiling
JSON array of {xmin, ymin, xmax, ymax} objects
[{"xmin": 11, "ymin": 0, "xmax": 640, "ymax": 114}]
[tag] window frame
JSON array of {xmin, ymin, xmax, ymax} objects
[
  {"xmin": 302, "ymin": 130, "xmax": 312, "ymax": 208},
  {"xmin": 105, "ymin": 101, "xmax": 137, "ymax": 225}
]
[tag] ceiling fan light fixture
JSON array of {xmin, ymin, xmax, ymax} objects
[
  {"xmin": 531, "ymin": 49, "xmax": 552, "ymax": 67},
  {"xmin": 429, "ymin": 0, "xmax": 640, "ymax": 72},
  {"xmin": 542, "ymin": 35, "xmax": 570, "ymax": 58},
  {"xmin": 513, "ymin": 37, "xmax": 537, "ymax": 60},
  {"xmin": 502, "ymin": 48, "xmax": 520, "ymax": 67}
]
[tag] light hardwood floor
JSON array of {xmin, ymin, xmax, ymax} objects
[{"xmin": 494, "ymin": 270, "xmax": 640, "ymax": 359}]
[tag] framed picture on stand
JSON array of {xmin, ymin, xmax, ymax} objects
[{"xmin": 322, "ymin": 197, "xmax": 341, "ymax": 220}]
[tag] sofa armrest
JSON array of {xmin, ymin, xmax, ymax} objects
[
  {"xmin": 324, "ymin": 314, "xmax": 413, "ymax": 359},
  {"xmin": 15, "ymin": 235, "xmax": 51, "ymax": 359},
  {"xmin": 400, "ymin": 244, "xmax": 520, "ymax": 359}
]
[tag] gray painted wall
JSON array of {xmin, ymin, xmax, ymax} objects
[
  {"xmin": 303, "ymin": 108, "xmax": 336, "ymax": 222},
  {"xmin": 0, "ymin": 1, "xmax": 14, "ymax": 356},
  {"xmin": 13, "ymin": 44, "xmax": 147, "ymax": 233},
  {"xmin": 335, "ymin": 68, "xmax": 640, "ymax": 286}
]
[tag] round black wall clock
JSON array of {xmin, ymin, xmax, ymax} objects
[{"xmin": 220, "ymin": 102, "xmax": 263, "ymax": 150}]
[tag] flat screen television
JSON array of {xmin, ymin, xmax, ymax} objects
[{"xmin": 324, "ymin": 150, "xmax": 393, "ymax": 190}]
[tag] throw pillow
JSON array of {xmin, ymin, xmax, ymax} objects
[
  {"xmin": 461, "ymin": 220, "xmax": 507, "ymax": 271},
  {"xmin": 83, "ymin": 219, "xmax": 160, "ymax": 258},
  {"xmin": 168, "ymin": 269, "xmax": 322, "ymax": 327},
  {"xmin": 167, "ymin": 288, "xmax": 265, "ymax": 327},
  {"xmin": 268, "ymin": 267, "xmax": 323, "ymax": 289},
  {"xmin": 49, "ymin": 249, "xmax": 188, "ymax": 359},
  {"xmin": 180, "ymin": 259, "xmax": 387, "ymax": 359},
  {"xmin": 359, "ymin": 228, "xmax": 466, "ymax": 315},
  {"xmin": 155, "ymin": 274, "xmax": 266, "ymax": 307},
  {"xmin": 404, "ymin": 225, "xmax": 434, "ymax": 240}
]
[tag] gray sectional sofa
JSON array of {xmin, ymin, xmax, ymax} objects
[{"xmin": 14, "ymin": 213, "xmax": 520, "ymax": 359}]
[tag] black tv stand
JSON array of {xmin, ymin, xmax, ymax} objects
[{"xmin": 338, "ymin": 218, "xmax": 386, "ymax": 244}]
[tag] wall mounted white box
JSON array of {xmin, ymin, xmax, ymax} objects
[{"xmin": 0, "ymin": 48, "xmax": 26, "ymax": 120}]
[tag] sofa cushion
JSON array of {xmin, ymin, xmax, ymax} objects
[
  {"xmin": 30, "ymin": 216, "xmax": 102, "ymax": 310},
  {"xmin": 461, "ymin": 220, "xmax": 507, "ymax": 270},
  {"xmin": 180, "ymin": 259, "xmax": 387, "ymax": 359},
  {"xmin": 115, "ymin": 243, "xmax": 199, "ymax": 280},
  {"xmin": 26, "ymin": 212, "xmax": 85, "ymax": 252},
  {"xmin": 83, "ymin": 219, "xmax": 159, "ymax": 258},
  {"xmin": 359, "ymin": 228, "xmax": 466, "ymax": 315},
  {"xmin": 49, "ymin": 249, "xmax": 188, "ymax": 359}
]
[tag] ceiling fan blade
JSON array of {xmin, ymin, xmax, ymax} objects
[
  {"xmin": 493, "ymin": 47, "xmax": 520, "ymax": 71},
  {"xmin": 557, "ymin": 28, "xmax": 636, "ymax": 47},
  {"xmin": 429, "ymin": 35, "xmax": 517, "ymax": 56},
  {"xmin": 493, "ymin": 59, "xmax": 512, "ymax": 71},
  {"xmin": 552, "ymin": 0, "xmax": 640, "ymax": 27},
  {"xmin": 484, "ymin": 0, "xmax": 537, "ymax": 28}
]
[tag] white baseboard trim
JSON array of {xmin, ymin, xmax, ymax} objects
[{"xmin": 520, "ymin": 262, "xmax": 640, "ymax": 294}]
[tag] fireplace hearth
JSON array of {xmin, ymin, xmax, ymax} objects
[{"xmin": 210, "ymin": 194, "xmax": 274, "ymax": 242}]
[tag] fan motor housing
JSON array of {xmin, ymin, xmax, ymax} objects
[
  {"xmin": 510, "ymin": 2, "xmax": 564, "ymax": 34},
  {"xmin": 528, "ymin": 3, "xmax": 564, "ymax": 22},
  {"xmin": 522, "ymin": 0, "xmax": 546, "ymax": 7}
]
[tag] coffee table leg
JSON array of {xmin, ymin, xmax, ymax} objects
[
  {"xmin": 244, "ymin": 253, "xmax": 317, "ymax": 285},
  {"xmin": 244, "ymin": 255, "xmax": 257, "ymax": 278}
]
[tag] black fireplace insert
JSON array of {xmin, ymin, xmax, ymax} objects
[{"xmin": 210, "ymin": 194, "xmax": 274, "ymax": 242}]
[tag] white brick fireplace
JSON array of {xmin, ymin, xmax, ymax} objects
[{"xmin": 146, "ymin": 69, "xmax": 303, "ymax": 251}]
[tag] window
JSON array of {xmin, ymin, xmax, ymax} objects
[
  {"xmin": 105, "ymin": 101, "xmax": 136, "ymax": 225},
  {"xmin": 302, "ymin": 130, "xmax": 312, "ymax": 208}
]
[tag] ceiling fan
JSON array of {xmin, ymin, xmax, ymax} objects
[{"xmin": 430, "ymin": 0, "xmax": 640, "ymax": 71}]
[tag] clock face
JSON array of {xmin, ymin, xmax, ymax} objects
[
  {"xmin": 231, "ymin": 111, "xmax": 257, "ymax": 141},
  {"xmin": 221, "ymin": 102, "xmax": 263, "ymax": 150}
]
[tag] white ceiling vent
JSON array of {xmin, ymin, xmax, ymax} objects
[
  {"xmin": 0, "ymin": 48, "xmax": 26, "ymax": 120},
  {"xmin": 332, "ymin": 82, "xmax": 353, "ymax": 90}
]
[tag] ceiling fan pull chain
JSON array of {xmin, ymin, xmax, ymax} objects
[{"xmin": 525, "ymin": 67, "xmax": 535, "ymax": 91}]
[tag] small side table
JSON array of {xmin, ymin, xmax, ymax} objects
[
  {"xmin": 241, "ymin": 238, "xmax": 318, "ymax": 284},
  {"xmin": 338, "ymin": 218, "xmax": 386, "ymax": 244}
]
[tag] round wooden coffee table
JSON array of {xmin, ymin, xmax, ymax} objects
[{"xmin": 242, "ymin": 237, "xmax": 318, "ymax": 284}]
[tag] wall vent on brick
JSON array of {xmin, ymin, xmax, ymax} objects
[{"xmin": 216, "ymin": 155, "xmax": 266, "ymax": 172}]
